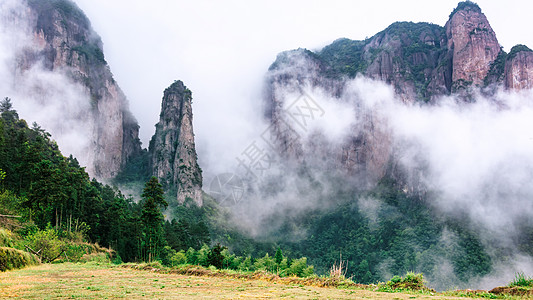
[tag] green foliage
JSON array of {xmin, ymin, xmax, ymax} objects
[
  {"xmin": 113, "ymin": 149, "xmax": 150, "ymax": 183},
  {"xmin": 509, "ymin": 272, "xmax": 533, "ymax": 288},
  {"xmin": 449, "ymin": 1, "xmax": 482, "ymax": 19},
  {"xmin": 140, "ymin": 177, "xmax": 167, "ymax": 262},
  {"xmin": 318, "ymin": 39, "xmax": 369, "ymax": 78},
  {"xmin": 207, "ymin": 243, "xmax": 226, "ymax": 269},
  {"xmin": 0, "ymin": 228, "xmax": 15, "ymax": 247},
  {"xmin": 169, "ymin": 250, "xmax": 187, "ymax": 266},
  {"xmin": 72, "ymin": 44, "xmax": 106, "ymax": 64},
  {"xmin": 0, "ymin": 247, "xmax": 39, "ymax": 271},
  {"xmin": 507, "ymin": 44, "xmax": 533, "ymax": 61},
  {"xmin": 27, "ymin": 0, "xmax": 89, "ymax": 30},
  {"xmin": 197, "ymin": 244, "xmax": 210, "ymax": 267},
  {"xmin": 24, "ymin": 227, "xmax": 66, "ymax": 263},
  {"xmin": 185, "ymin": 247, "xmax": 199, "ymax": 265},
  {"xmin": 274, "ymin": 247, "xmax": 283, "ymax": 265},
  {"xmin": 484, "ymin": 48, "xmax": 507, "ymax": 86},
  {"xmin": 245, "ymin": 176, "xmax": 493, "ymax": 289},
  {"xmin": 165, "ymin": 198, "xmax": 211, "ymax": 251},
  {"xmin": 378, "ymin": 272, "xmax": 427, "ymax": 292},
  {"xmin": 288, "ymin": 257, "xmax": 314, "ymax": 277},
  {"xmin": 0, "ymin": 99, "xmax": 143, "ymax": 263}
]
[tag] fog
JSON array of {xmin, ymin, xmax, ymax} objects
[{"xmin": 0, "ymin": 0, "xmax": 94, "ymax": 168}]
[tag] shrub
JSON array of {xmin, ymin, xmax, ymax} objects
[
  {"xmin": 379, "ymin": 272, "xmax": 428, "ymax": 291},
  {"xmin": 24, "ymin": 228, "xmax": 66, "ymax": 263},
  {"xmin": 509, "ymin": 272, "xmax": 533, "ymax": 288},
  {"xmin": 287, "ymin": 257, "xmax": 314, "ymax": 277},
  {"xmin": 0, "ymin": 247, "xmax": 39, "ymax": 271},
  {"xmin": 197, "ymin": 244, "xmax": 210, "ymax": 267},
  {"xmin": 238, "ymin": 256, "xmax": 252, "ymax": 271},
  {"xmin": 77, "ymin": 252, "xmax": 110, "ymax": 264},
  {"xmin": 185, "ymin": 247, "xmax": 198, "ymax": 265},
  {"xmin": 170, "ymin": 250, "xmax": 187, "ymax": 266},
  {"xmin": 207, "ymin": 243, "xmax": 226, "ymax": 269},
  {"xmin": 0, "ymin": 228, "xmax": 14, "ymax": 247}
]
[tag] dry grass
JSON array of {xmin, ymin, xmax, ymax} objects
[{"xmin": 0, "ymin": 263, "xmax": 486, "ymax": 299}]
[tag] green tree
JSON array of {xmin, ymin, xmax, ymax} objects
[
  {"xmin": 274, "ymin": 247, "xmax": 283, "ymax": 265},
  {"xmin": 207, "ymin": 243, "xmax": 226, "ymax": 269},
  {"xmin": 140, "ymin": 177, "xmax": 167, "ymax": 262}
]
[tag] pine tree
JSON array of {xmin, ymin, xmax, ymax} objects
[
  {"xmin": 141, "ymin": 177, "xmax": 167, "ymax": 262},
  {"xmin": 274, "ymin": 247, "xmax": 283, "ymax": 265}
]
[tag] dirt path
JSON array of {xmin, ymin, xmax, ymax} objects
[{"xmin": 0, "ymin": 263, "xmax": 480, "ymax": 299}]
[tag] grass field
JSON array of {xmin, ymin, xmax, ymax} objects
[{"xmin": 0, "ymin": 263, "xmax": 488, "ymax": 299}]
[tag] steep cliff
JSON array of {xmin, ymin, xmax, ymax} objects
[
  {"xmin": 11, "ymin": 0, "xmax": 142, "ymax": 179},
  {"xmin": 445, "ymin": 1, "xmax": 501, "ymax": 91},
  {"xmin": 504, "ymin": 45, "xmax": 533, "ymax": 90},
  {"xmin": 149, "ymin": 81, "xmax": 202, "ymax": 206}
]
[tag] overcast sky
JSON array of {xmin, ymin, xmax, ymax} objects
[{"xmin": 73, "ymin": 0, "xmax": 533, "ymax": 171}]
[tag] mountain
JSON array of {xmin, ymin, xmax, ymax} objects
[
  {"xmin": 149, "ymin": 81, "xmax": 203, "ymax": 205},
  {"xmin": 256, "ymin": 1, "xmax": 533, "ymax": 289},
  {"xmin": 2, "ymin": 0, "xmax": 142, "ymax": 179},
  {"xmin": 265, "ymin": 1, "xmax": 533, "ymax": 183}
]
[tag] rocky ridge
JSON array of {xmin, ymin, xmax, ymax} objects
[{"xmin": 265, "ymin": 1, "xmax": 533, "ymax": 184}]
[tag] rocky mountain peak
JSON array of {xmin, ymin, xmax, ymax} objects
[
  {"xmin": 149, "ymin": 80, "xmax": 203, "ymax": 206},
  {"xmin": 445, "ymin": 1, "xmax": 501, "ymax": 90}
]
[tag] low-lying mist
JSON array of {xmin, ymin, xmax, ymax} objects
[{"xmin": 205, "ymin": 75, "xmax": 533, "ymax": 290}]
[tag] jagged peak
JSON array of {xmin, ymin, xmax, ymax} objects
[
  {"xmin": 164, "ymin": 80, "xmax": 191, "ymax": 96},
  {"xmin": 449, "ymin": 1, "xmax": 482, "ymax": 19}
]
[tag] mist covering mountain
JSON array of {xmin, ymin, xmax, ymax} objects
[{"xmin": 2, "ymin": 0, "xmax": 533, "ymax": 291}]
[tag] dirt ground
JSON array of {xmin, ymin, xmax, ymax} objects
[{"xmin": 0, "ymin": 263, "xmax": 484, "ymax": 299}]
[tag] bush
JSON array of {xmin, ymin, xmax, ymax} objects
[
  {"xmin": 24, "ymin": 228, "xmax": 66, "ymax": 263},
  {"xmin": 0, "ymin": 247, "xmax": 39, "ymax": 271},
  {"xmin": 253, "ymin": 253, "xmax": 276, "ymax": 273},
  {"xmin": 77, "ymin": 252, "xmax": 110, "ymax": 264},
  {"xmin": 185, "ymin": 247, "xmax": 198, "ymax": 265},
  {"xmin": 197, "ymin": 244, "xmax": 210, "ymax": 267},
  {"xmin": 238, "ymin": 256, "xmax": 252, "ymax": 271},
  {"xmin": 170, "ymin": 250, "xmax": 187, "ymax": 266},
  {"xmin": 509, "ymin": 272, "xmax": 533, "ymax": 288},
  {"xmin": 379, "ymin": 272, "xmax": 428, "ymax": 291},
  {"xmin": 287, "ymin": 257, "xmax": 314, "ymax": 277},
  {"xmin": 0, "ymin": 228, "xmax": 14, "ymax": 247},
  {"xmin": 207, "ymin": 243, "xmax": 226, "ymax": 269}
]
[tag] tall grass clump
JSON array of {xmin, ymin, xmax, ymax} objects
[{"xmin": 509, "ymin": 272, "xmax": 533, "ymax": 288}]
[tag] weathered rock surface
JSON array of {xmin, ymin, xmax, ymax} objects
[
  {"xmin": 504, "ymin": 46, "xmax": 533, "ymax": 90},
  {"xmin": 15, "ymin": 0, "xmax": 142, "ymax": 178},
  {"xmin": 149, "ymin": 80, "xmax": 202, "ymax": 205},
  {"xmin": 445, "ymin": 2, "xmax": 501, "ymax": 91}
]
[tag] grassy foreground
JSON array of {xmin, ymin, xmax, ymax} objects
[{"xmin": 0, "ymin": 263, "xmax": 484, "ymax": 300}]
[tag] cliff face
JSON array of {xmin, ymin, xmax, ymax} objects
[
  {"xmin": 445, "ymin": 2, "xmax": 501, "ymax": 91},
  {"xmin": 264, "ymin": 1, "xmax": 533, "ymax": 184},
  {"xmin": 13, "ymin": 0, "xmax": 141, "ymax": 179},
  {"xmin": 504, "ymin": 46, "xmax": 533, "ymax": 90},
  {"xmin": 149, "ymin": 81, "xmax": 202, "ymax": 206}
]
